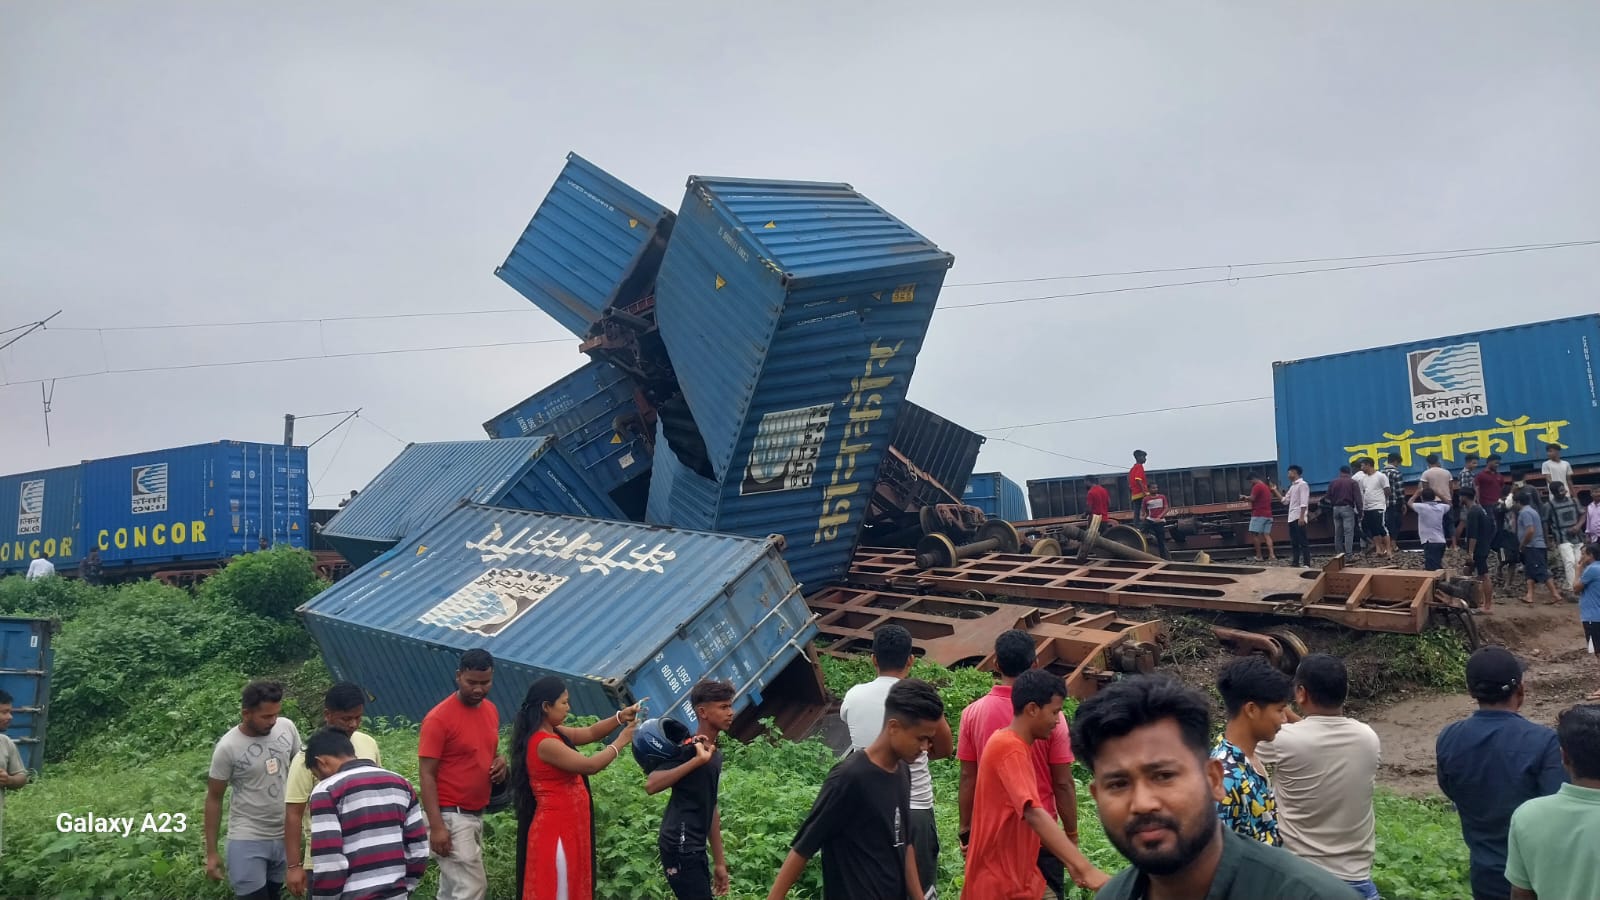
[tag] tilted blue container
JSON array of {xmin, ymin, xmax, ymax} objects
[
  {"xmin": 298, "ymin": 504, "xmax": 820, "ymax": 729},
  {"xmin": 651, "ymin": 176, "xmax": 954, "ymax": 590},
  {"xmin": 1274, "ymin": 315, "xmax": 1600, "ymax": 491},
  {"xmin": 81, "ymin": 441, "xmax": 308, "ymax": 568},
  {"xmin": 0, "ymin": 466, "xmax": 83, "ymax": 574},
  {"xmin": 482, "ymin": 359, "xmax": 652, "ymax": 500},
  {"xmin": 494, "ymin": 153, "xmax": 676, "ymax": 338},
  {"xmin": 0, "ymin": 616, "xmax": 55, "ymax": 769},
  {"xmin": 964, "ymin": 472, "xmax": 1029, "ymax": 522},
  {"xmin": 319, "ymin": 437, "xmax": 623, "ymax": 567}
]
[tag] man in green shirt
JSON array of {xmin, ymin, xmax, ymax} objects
[
  {"xmin": 1071, "ymin": 674, "xmax": 1356, "ymax": 899},
  {"xmin": 1505, "ymin": 703, "xmax": 1600, "ymax": 900}
]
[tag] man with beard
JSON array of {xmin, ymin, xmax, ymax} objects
[
  {"xmin": 1070, "ymin": 674, "xmax": 1355, "ymax": 899},
  {"xmin": 206, "ymin": 681, "xmax": 304, "ymax": 900},
  {"xmin": 419, "ymin": 649, "xmax": 508, "ymax": 900}
]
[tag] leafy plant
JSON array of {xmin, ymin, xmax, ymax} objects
[{"xmin": 197, "ymin": 546, "xmax": 327, "ymax": 621}]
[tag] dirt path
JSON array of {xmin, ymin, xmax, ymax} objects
[{"xmin": 1363, "ymin": 599, "xmax": 1597, "ymax": 796}]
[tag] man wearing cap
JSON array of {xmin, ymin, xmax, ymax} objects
[{"xmin": 1435, "ymin": 647, "xmax": 1566, "ymax": 900}]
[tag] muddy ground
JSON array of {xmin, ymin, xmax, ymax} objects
[{"xmin": 1153, "ymin": 548, "xmax": 1596, "ymax": 797}]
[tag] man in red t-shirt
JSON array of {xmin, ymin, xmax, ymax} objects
[
  {"xmin": 419, "ymin": 649, "xmax": 508, "ymax": 900},
  {"xmin": 1242, "ymin": 472, "xmax": 1277, "ymax": 562},
  {"xmin": 958, "ymin": 631, "xmax": 1086, "ymax": 898},
  {"xmin": 965, "ymin": 670, "xmax": 1109, "ymax": 898},
  {"xmin": 1129, "ymin": 450, "xmax": 1150, "ymax": 521},
  {"xmin": 1086, "ymin": 477, "xmax": 1111, "ymax": 520}
]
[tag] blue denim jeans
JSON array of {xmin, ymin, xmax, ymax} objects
[{"xmin": 1344, "ymin": 878, "xmax": 1381, "ymax": 900}]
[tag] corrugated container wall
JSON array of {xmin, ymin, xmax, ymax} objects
[
  {"xmin": 482, "ymin": 359, "xmax": 653, "ymax": 501},
  {"xmin": 82, "ymin": 442, "xmax": 308, "ymax": 567},
  {"xmin": 1027, "ymin": 461, "xmax": 1278, "ymax": 519},
  {"xmin": 494, "ymin": 153, "xmax": 675, "ymax": 339},
  {"xmin": 1274, "ymin": 315, "xmax": 1600, "ymax": 491},
  {"xmin": 891, "ymin": 402, "xmax": 985, "ymax": 496},
  {"xmin": 0, "ymin": 466, "xmax": 83, "ymax": 574},
  {"xmin": 319, "ymin": 437, "xmax": 623, "ymax": 567},
  {"xmin": 652, "ymin": 176, "xmax": 954, "ymax": 590},
  {"xmin": 0, "ymin": 617, "xmax": 54, "ymax": 769},
  {"xmin": 299, "ymin": 504, "xmax": 818, "ymax": 729},
  {"xmin": 964, "ymin": 472, "xmax": 1029, "ymax": 522}
]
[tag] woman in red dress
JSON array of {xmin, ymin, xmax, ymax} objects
[{"xmin": 510, "ymin": 676, "xmax": 642, "ymax": 900}]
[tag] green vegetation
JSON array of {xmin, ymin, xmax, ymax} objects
[{"xmin": 0, "ymin": 562, "xmax": 1470, "ymax": 898}]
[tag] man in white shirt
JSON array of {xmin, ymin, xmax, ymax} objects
[
  {"xmin": 1276, "ymin": 465, "xmax": 1312, "ymax": 567},
  {"xmin": 1256, "ymin": 654, "xmax": 1382, "ymax": 900},
  {"xmin": 24, "ymin": 557, "xmax": 54, "ymax": 581},
  {"xmin": 1543, "ymin": 444, "xmax": 1574, "ymax": 493},
  {"xmin": 838, "ymin": 624, "xmax": 954, "ymax": 899},
  {"xmin": 1353, "ymin": 458, "xmax": 1394, "ymax": 558}
]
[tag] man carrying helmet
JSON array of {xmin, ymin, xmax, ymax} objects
[{"xmin": 641, "ymin": 679, "xmax": 737, "ymax": 898}]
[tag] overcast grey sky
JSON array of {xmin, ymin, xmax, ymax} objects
[{"xmin": 3, "ymin": 2, "xmax": 1597, "ymax": 505}]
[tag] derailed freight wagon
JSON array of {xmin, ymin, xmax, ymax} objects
[
  {"xmin": 646, "ymin": 175, "xmax": 955, "ymax": 591},
  {"xmin": 319, "ymin": 437, "xmax": 624, "ymax": 568},
  {"xmin": 299, "ymin": 504, "xmax": 826, "ymax": 738},
  {"xmin": 1274, "ymin": 314, "xmax": 1600, "ymax": 491}
]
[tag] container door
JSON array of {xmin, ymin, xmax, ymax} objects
[{"xmin": 0, "ymin": 619, "xmax": 51, "ymax": 770}]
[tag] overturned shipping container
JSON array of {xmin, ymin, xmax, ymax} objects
[
  {"xmin": 1274, "ymin": 315, "xmax": 1600, "ymax": 491},
  {"xmin": 0, "ymin": 466, "xmax": 83, "ymax": 575},
  {"xmin": 0, "ymin": 616, "xmax": 54, "ymax": 769},
  {"xmin": 299, "ymin": 504, "xmax": 825, "ymax": 734},
  {"xmin": 648, "ymin": 176, "xmax": 954, "ymax": 589},
  {"xmin": 495, "ymin": 153, "xmax": 675, "ymax": 339},
  {"xmin": 483, "ymin": 359, "xmax": 654, "ymax": 517},
  {"xmin": 81, "ymin": 441, "xmax": 308, "ymax": 568},
  {"xmin": 319, "ymin": 437, "xmax": 623, "ymax": 567}
]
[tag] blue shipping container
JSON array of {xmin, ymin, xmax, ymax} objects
[
  {"xmin": 1274, "ymin": 315, "xmax": 1600, "ymax": 491},
  {"xmin": 494, "ymin": 152, "xmax": 675, "ymax": 338},
  {"xmin": 0, "ymin": 617, "xmax": 54, "ymax": 770},
  {"xmin": 320, "ymin": 437, "xmax": 624, "ymax": 567},
  {"xmin": 0, "ymin": 466, "xmax": 83, "ymax": 575},
  {"xmin": 299, "ymin": 504, "xmax": 819, "ymax": 729},
  {"xmin": 651, "ymin": 176, "xmax": 954, "ymax": 590},
  {"xmin": 82, "ymin": 441, "xmax": 308, "ymax": 567},
  {"xmin": 964, "ymin": 472, "xmax": 1029, "ymax": 522},
  {"xmin": 482, "ymin": 359, "xmax": 652, "ymax": 498}
]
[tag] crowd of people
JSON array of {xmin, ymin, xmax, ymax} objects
[{"xmin": 183, "ymin": 616, "xmax": 1600, "ymax": 900}]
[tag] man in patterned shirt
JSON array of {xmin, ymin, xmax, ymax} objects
[
  {"xmin": 1211, "ymin": 658, "xmax": 1294, "ymax": 845},
  {"xmin": 1382, "ymin": 453, "xmax": 1407, "ymax": 546}
]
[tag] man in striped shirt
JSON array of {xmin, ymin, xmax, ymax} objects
[{"xmin": 305, "ymin": 728, "xmax": 428, "ymax": 900}]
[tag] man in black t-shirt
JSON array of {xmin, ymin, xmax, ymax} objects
[
  {"xmin": 646, "ymin": 680, "xmax": 736, "ymax": 899},
  {"xmin": 1460, "ymin": 487, "xmax": 1498, "ymax": 615},
  {"xmin": 767, "ymin": 680, "xmax": 945, "ymax": 900}
]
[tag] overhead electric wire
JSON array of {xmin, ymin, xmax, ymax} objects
[
  {"xmin": 989, "ymin": 436, "xmax": 1118, "ymax": 469},
  {"xmin": 942, "ymin": 240, "xmax": 1598, "ymax": 287},
  {"xmin": 35, "ymin": 239, "xmax": 1598, "ymax": 334},
  {"xmin": 358, "ymin": 414, "xmax": 409, "ymax": 446},
  {"xmin": 941, "ymin": 242, "xmax": 1600, "ymax": 310},
  {"xmin": 0, "ymin": 337, "xmax": 573, "ymax": 388},
  {"xmin": 978, "ymin": 396, "xmax": 1272, "ymax": 433},
  {"xmin": 3, "ymin": 238, "xmax": 1594, "ymax": 390}
]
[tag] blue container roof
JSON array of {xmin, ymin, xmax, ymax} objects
[
  {"xmin": 495, "ymin": 152, "xmax": 675, "ymax": 338},
  {"xmin": 320, "ymin": 437, "xmax": 621, "ymax": 546},
  {"xmin": 300, "ymin": 504, "xmax": 802, "ymax": 686},
  {"xmin": 682, "ymin": 176, "xmax": 954, "ymax": 287}
]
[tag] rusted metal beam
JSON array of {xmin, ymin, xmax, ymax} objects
[
  {"xmin": 849, "ymin": 547, "xmax": 1437, "ymax": 634},
  {"xmin": 807, "ymin": 585, "xmax": 1165, "ymax": 699}
]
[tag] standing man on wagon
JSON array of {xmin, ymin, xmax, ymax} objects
[{"xmin": 1129, "ymin": 450, "xmax": 1150, "ymax": 522}]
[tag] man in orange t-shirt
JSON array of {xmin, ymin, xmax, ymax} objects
[
  {"xmin": 1129, "ymin": 450, "xmax": 1150, "ymax": 521},
  {"xmin": 419, "ymin": 648, "xmax": 508, "ymax": 900},
  {"xmin": 965, "ymin": 670, "xmax": 1109, "ymax": 899}
]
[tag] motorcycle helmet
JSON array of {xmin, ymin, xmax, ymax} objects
[{"xmin": 632, "ymin": 717, "xmax": 694, "ymax": 773}]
